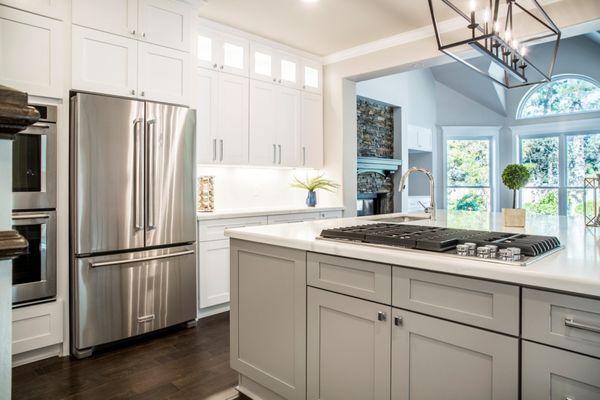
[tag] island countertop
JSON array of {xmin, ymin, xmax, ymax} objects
[{"xmin": 225, "ymin": 210, "xmax": 600, "ymax": 297}]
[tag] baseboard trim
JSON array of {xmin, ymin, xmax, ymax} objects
[
  {"xmin": 197, "ymin": 303, "xmax": 230, "ymax": 319},
  {"xmin": 12, "ymin": 343, "xmax": 62, "ymax": 367}
]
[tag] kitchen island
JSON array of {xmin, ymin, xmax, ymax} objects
[{"xmin": 226, "ymin": 211, "xmax": 600, "ymax": 400}]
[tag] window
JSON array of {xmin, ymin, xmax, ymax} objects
[
  {"xmin": 446, "ymin": 138, "xmax": 492, "ymax": 211},
  {"xmin": 517, "ymin": 75, "xmax": 600, "ymax": 119},
  {"xmin": 518, "ymin": 132, "xmax": 600, "ymax": 215}
]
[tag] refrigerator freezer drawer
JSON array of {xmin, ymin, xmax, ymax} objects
[{"xmin": 72, "ymin": 244, "xmax": 196, "ymax": 350}]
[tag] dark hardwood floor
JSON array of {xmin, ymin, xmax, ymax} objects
[{"xmin": 13, "ymin": 312, "xmax": 250, "ymax": 400}]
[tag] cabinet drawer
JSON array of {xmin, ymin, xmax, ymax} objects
[
  {"xmin": 12, "ymin": 300, "xmax": 63, "ymax": 355},
  {"xmin": 523, "ymin": 288, "xmax": 600, "ymax": 358},
  {"xmin": 392, "ymin": 267, "xmax": 519, "ymax": 335},
  {"xmin": 319, "ymin": 210, "xmax": 343, "ymax": 219},
  {"xmin": 267, "ymin": 212, "xmax": 320, "ymax": 224},
  {"xmin": 198, "ymin": 216, "xmax": 267, "ymax": 242},
  {"xmin": 308, "ymin": 253, "xmax": 391, "ymax": 304},
  {"xmin": 522, "ymin": 341, "xmax": 600, "ymax": 400}
]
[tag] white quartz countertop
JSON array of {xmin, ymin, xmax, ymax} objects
[
  {"xmin": 226, "ymin": 210, "xmax": 600, "ymax": 297},
  {"xmin": 197, "ymin": 205, "xmax": 344, "ymax": 221}
]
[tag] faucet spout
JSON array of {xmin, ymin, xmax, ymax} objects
[{"xmin": 398, "ymin": 167, "xmax": 436, "ymax": 220}]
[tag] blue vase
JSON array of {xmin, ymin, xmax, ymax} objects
[{"xmin": 306, "ymin": 190, "xmax": 317, "ymax": 207}]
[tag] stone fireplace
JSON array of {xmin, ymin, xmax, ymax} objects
[{"xmin": 356, "ymin": 96, "xmax": 401, "ymax": 215}]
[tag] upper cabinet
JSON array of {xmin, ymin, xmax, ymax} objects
[
  {"xmin": 0, "ymin": 0, "xmax": 66, "ymax": 20},
  {"xmin": 301, "ymin": 59, "xmax": 322, "ymax": 94},
  {"xmin": 250, "ymin": 43, "xmax": 314, "ymax": 91},
  {"xmin": 197, "ymin": 28, "xmax": 249, "ymax": 77},
  {"xmin": 407, "ymin": 125, "xmax": 433, "ymax": 152},
  {"xmin": 0, "ymin": 6, "xmax": 64, "ymax": 98},
  {"xmin": 72, "ymin": 0, "xmax": 190, "ymax": 52}
]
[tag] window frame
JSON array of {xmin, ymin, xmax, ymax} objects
[
  {"xmin": 514, "ymin": 118, "xmax": 600, "ymax": 215},
  {"xmin": 441, "ymin": 126, "xmax": 501, "ymax": 212},
  {"xmin": 516, "ymin": 74, "xmax": 600, "ymax": 120}
]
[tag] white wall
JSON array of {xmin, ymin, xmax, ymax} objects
[
  {"xmin": 196, "ymin": 166, "xmax": 338, "ymax": 210},
  {"xmin": 0, "ymin": 141, "xmax": 12, "ymax": 399},
  {"xmin": 356, "ymin": 69, "xmax": 438, "ymax": 212}
]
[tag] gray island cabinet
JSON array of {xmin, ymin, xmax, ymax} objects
[{"xmin": 230, "ymin": 239, "xmax": 600, "ymax": 400}]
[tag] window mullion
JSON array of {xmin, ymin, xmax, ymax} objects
[{"xmin": 558, "ymin": 134, "xmax": 568, "ymax": 215}]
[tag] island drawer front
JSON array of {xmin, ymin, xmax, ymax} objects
[
  {"xmin": 307, "ymin": 253, "xmax": 391, "ymax": 304},
  {"xmin": 198, "ymin": 216, "xmax": 268, "ymax": 242},
  {"xmin": 392, "ymin": 267, "xmax": 520, "ymax": 335},
  {"xmin": 522, "ymin": 341, "xmax": 600, "ymax": 400},
  {"xmin": 522, "ymin": 288, "xmax": 600, "ymax": 358}
]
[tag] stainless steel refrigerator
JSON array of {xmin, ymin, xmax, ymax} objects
[{"xmin": 70, "ymin": 93, "xmax": 196, "ymax": 358}]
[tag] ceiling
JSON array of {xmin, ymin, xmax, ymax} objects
[{"xmin": 197, "ymin": 0, "xmax": 454, "ymax": 56}]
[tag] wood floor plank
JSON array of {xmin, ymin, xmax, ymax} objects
[{"xmin": 13, "ymin": 312, "xmax": 244, "ymax": 400}]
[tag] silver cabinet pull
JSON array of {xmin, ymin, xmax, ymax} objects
[
  {"xmin": 212, "ymin": 138, "xmax": 217, "ymax": 161},
  {"xmin": 565, "ymin": 318, "xmax": 600, "ymax": 334},
  {"xmin": 377, "ymin": 312, "xmax": 387, "ymax": 322},
  {"xmin": 130, "ymin": 89, "xmax": 136, "ymax": 95},
  {"xmin": 213, "ymin": 63, "xmax": 218, "ymax": 69},
  {"xmin": 130, "ymin": 29, "xmax": 136, "ymax": 35},
  {"xmin": 219, "ymin": 139, "xmax": 224, "ymax": 162},
  {"xmin": 141, "ymin": 91, "xmax": 145, "ymax": 97},
  {"xmin": 142, "ymin": 32, "xmax": 146, "ymax": 38},
  {"xmin": 273, "ymin": 144, "xmax": 277, "ymax": 164},
  {"xmin": 302, "ymin": 146, "xmax": 306, "ymax": 166},
  {"xmin": 90, "ymin": 250, "xmax": 194, "ymax": 268},
  {"xmin": 278, "ymin": 79, "xmax": 282, "ymax": 84},
  {"xmin": 133, "ymin": 118, "xmax": 144, "ymax": 230},
  {"xmin": 147, "ymin": 119, "xmax": 157, "ymax": 230},
  {"xmin": 138, "ymin": 314, "xmax": 155, "ymax": 323},
  {"xmin": 273, "ymin": 78, "xmax": 277, "ymax": 82},
  {"xmin": 394, "ymin": 316, "xmax": 403, "ymax": 326},
  {"xmin": 220, "ymin": 65, "xmax": 224, "ymax": 70},
  {"xmin": 278, "ymin": 144, "xmax": 282, "ymax": 164}
]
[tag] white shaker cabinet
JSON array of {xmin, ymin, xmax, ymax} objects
[
  {"xmin": 217, "ymin": 72, "xmax": 249, "ymax": 164},
  {"xmin": 72, "ymin": 26, "xmax": 138, "ymax": 98},
  {"xmin": 73, "ymin": 0, "xmax": 190, "ymax": 51},
  {"xmin": 276, "ymin": 86, "xmax": 300, "ymax": 166},
  {"xmin": 138, "ymin": 0, "xmax": 190, "ymax": 51},
  {"xmin": 72, "ymin": 0, "xmax": 137, "ymax": 39},
  {"xmin": 249, "ymin": 43, "xmax": 300, "ymax": 88},
  {"xmin": 307, "ymin": 287, "xmax": 391, "ymax": 400},
  {"xmin": 0, "ymin": 6, "xmax": 64, "ymax": 98},
  {"xmin": 0, "ymin": 0, "xmax": 66, "ymax": 20},
  {"xmin": 138, "ymin": 42, "xmax": 190, "ymax": 105},
  {"xmin": 198, "ymin": 240, "xmax": 230, "ymax": 308},
  {"xmin": 195, "ymin": 68, "xmax": 219, "ymax": 164},
  {"xmin": 300, "ymin": 92, "xmax": 323, "ymax": 168},
  {"xmin": 197, "ymin": 28, "xmax": 249, "ymax": 77},
  {"xmin": 301, "ymin": 59, "xmax": 322, "ymax": 94}
]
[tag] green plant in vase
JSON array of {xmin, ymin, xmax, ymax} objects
[
  {"xmin": 501, "ymin": 164, "xmax": 531, "ymax": 227},
  {"xmin": 291, "ymin": 175, "xmax": 339, "ymax": 207}
]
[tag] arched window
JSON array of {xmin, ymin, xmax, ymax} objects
[{"xmin": 516, "ymin": 74, "xmax": 600, "ymax": 119}]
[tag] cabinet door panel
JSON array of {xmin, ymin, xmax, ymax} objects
[
  {"xmin": 220, "ymin": 32, "xmax": 249, "ymax": 77},
  {"xmin": 250, "ymin": 42, "xmax": 277, "ymax": 83},
  {"xmin": 392, "ymin": 309, "xmax": 518, "ymax": 400},
  {"xmin": 218, "ymin": 73, "xmax": 249, "ymax": 164},
  {"xmin": 1, "ymin": 0, "xmax": 66, "ymax": 20},
  {"xmin": 72, "ymin": 0, "xmax": 137, "ymax": 38},
  {"xmin": 197, "ymin": 27, "xmax": 221, "ymax": 70},
  {"xmin": 522, "ymin": 341, "xmax": 600, "ymax": 400},
  {"xmin": 249, "ymin": 79, "xmax": 277, "ymax": 166},
  {"xmin": 139, "ymin": 0, "xmax": 190, "ymax": 51},
  {"xmin": 195, "ymin": 68, "xmax": 219, "ymax": 164},
  {"xmin": 138, "ymin": 42, "xmax": 189, "ymax": 105},
  {"xmin": 198, "ymin": 239, "xmax": 230, "ymax": 309},
  {"xmin": 301, "ymin": 59, "xmax": 322, "ymax": 94},
  {"xmin": 0, "ymin": 6, "xmax": 64, "ymax": 98},
  {"xmin": 307, "ymin": 287, "xmax": 391, "ymax": 400},
  {"xmin": 230, "ymin": 240, "xmax": 306, "ymax": 400},
  {"xmin": 72, "ymin": 26, "xmax": 137, "ymax": 98},
  {"xmin": 300, "ymin": 92, "xmax": 323, "ymax": 168},
  {"xmin": 278, "ymin": 51, "xmax": 300, "ymax": 89},
  {"xmin": 276, "ymin": 87, "xmax": 300, "ymax": 166}
]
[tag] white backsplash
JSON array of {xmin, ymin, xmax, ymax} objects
[{"xmin": 196, "ymin": 165, "xmax": 339, "ymax": 210}]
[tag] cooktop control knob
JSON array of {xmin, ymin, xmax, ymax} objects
[
  {"xmin": 485, "ymin": 245, "xmax": 498, "ymax": 258},
  {"xmin": 506, "ymin": 247, "xmax": 522, "ymax": 261},
  {"xmin": 477, "ymin": 246, "xmax": 491, "ymax": 259},
  {"xmin": 464, "ymin": 242, "xmax": 477, "ymax": 256},
  {"xmin": 456, "ymin": 244, "xmax": 469, "ymax": 256}
]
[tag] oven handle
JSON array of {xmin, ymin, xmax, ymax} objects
[
  {"xmin": 12, "ymin": 214, "xmax": 50, "ymax": 220},
  {"xmin": 89, "ymin": 249, "xmax": 194, "ymax": 268},
  {"xmin": 20, "ymin": 125, "xmax": 51, "ymax": 135}
]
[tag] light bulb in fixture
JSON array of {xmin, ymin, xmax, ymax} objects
[
  {"xmin": 469, "ymin": 0, "xmax": 477, "ymax": 12},
  {"xmin": 505, "ymin": 29, "xmax": 511, "ymax": 42},
  {"xmin": 483, "ymin": 8, "xmax": 490, "ymax": 22},
  {"xmin": 512, "ymin": 39, "xmax": 519, "ymax": 49},
  {"xmin": 520, "ymin": 46, "xmax": 527, "ymax": 56},
  {"xmin": 494, "ymin": 21, "xmax": 500, "ymax": 33}
]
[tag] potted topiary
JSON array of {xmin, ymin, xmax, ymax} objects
[
  {"xmin": 291, "ymin": 175, "xmax": 339, "ymax": 207},
  {"xmin": 501, "ymin": 164, "xmax": 531, "ymax": 227}
]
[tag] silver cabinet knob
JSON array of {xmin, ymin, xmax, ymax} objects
[
  {"xmin": 220, "ymin": 65, "xmax": 224, "ymax": 70},
  {"xmin": 130, "ymin": 29, "xmax": 136, "ymax": 35},
  {"xmin": 130, "ymin": 89, "xmax": 135, "ymax": 95},
  {"xmin": 278, "ymin": 79, "xmax": 282, "ymax": 84},
  {"xmin": 377, "ymin": 312, "xmax": 387, "ymax": 322},
  {"xmin": 142, "ymin": 32, "xmax": 146, "ymax": 38},
  {"xmin": 273, "ymin": 78, "xmax": 277, "ymax": 82},
  {"xmin": 141, "ymin": 91, "xmax": 145, "ymax": 97},
  {"xmin": 213, "ymin": 63, "xmax": 218, "ymax": 69},
  {"xmin": 394, "ymin": 316, "xmax": 403, "ymax": 326}
]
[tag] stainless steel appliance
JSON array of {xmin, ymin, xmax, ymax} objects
[
  {"xmin": 12, "ymin": 104, "xmax": 56, "ymax": 211},
  {"xmin": 70, "ymin": 93, "xmax": 196, "ymax": 358},
  {"xmin": 319, "ymin": 223, "xmax": 563, "ymax": 266}
]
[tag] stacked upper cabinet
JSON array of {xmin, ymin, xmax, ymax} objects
[
  {"xmin": 71, "ymin": 0, "xmax": 191, "ymax": 105},
  {"xmin": 196, "ymin": 27, "xmax": 249, "ymax": 165}
]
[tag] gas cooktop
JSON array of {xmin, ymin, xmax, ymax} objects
[{"xmin": 319, "ymin": 223, "xmax": 563, "ymax": 266}]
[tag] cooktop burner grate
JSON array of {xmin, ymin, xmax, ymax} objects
[{"xmin": 320, "ymin": 223, "xmax": 562, "ymax": 259}]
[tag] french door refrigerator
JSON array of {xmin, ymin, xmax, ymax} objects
[{"xmin": 70, "ymin": 93, "xmax": 196, "ymax": 358}]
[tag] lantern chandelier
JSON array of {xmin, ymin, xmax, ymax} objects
[{"xmin": 427, "ymin": 0, "xmax": 561, "ymax": 88}]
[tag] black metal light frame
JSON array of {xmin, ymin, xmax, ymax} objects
[{"xmin": 428, "ymin": 0, "xmax": 561, "ymax": 89}]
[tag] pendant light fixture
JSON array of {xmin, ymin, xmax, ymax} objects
[{"xmin": 427, "ymin": 0, "xmax": 561, "ymax": 88}]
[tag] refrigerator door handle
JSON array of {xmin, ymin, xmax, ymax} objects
[
  {"xmin": 133, "ymin": 118, "xmax": 144, "ymax": 230},
  {"xmin": 147, "ymin": 119, "xmax": 157, "ymax": 230},
  {"xmin": 89, "ymin": 249, "xmax": 195, "ymax": 268}
]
